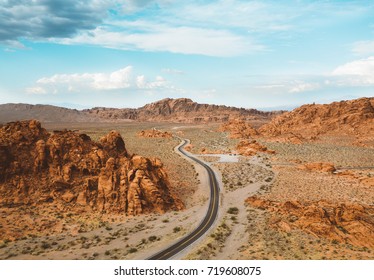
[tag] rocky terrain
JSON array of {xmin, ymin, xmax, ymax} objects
[
  {"xmin": 246, "ymin": 197, "xmax": 374, "ymax": 248},
  {"xmin": 180, "ymin": 107, "xmax": 374, "ymax": 259},
  {"xmin": 1, "ymin": 97, "xmax": 373, "ymax": 260},
  {"xmin": 137, "ymin": 129, "xmax": 173, "ymax": 138},
  {"xmin": 82, "ymin": 98, "xmax": 278, "ymax": 123},
  {"xmin": 235, "ymin": 140, "xmax": 275, "ymax": 157},
  {"xmin": 219, "ymin": 119, "xmax": 259, "ymax": 138},
  {"xmin": 0, "ymin": 98, "xmax": 281, "ymax": 124},
  {"xmin": 259, "ymin": 97, "xmax": 374, "ymax": 146},
  {"xmin": 0, "ymin": 120, "xmax": 182, "ymax": 241},
  {"xmin": 297, "ymin": 162, "xmax": 336, "ymax": 173},
  {"xmin": 217, "ymin": 97, "xmax": 374, "ymax": 147}
]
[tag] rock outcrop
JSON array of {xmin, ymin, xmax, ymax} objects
[
  {"xmin": 235, "ymin": 140, "xmax": 275, "ymax": 156},
  {"xmin": 259, "ymin": 97, "xmax": 374, "ymax": 145},
  {"xmin": 0, "ymin": 120, "xmax": 182, "ymax": 215},
  {"xmin": 219, "ymin": 119, "xmax": 259, "ymax": 138},
  {"xmin": 246, "ymin": 196, "xmax": 374, "ymax": 248},
  {"xmin": 297, "ymin": 162, "xmax": 336, "ymax": 173},
  {"xmin": 137, "ymin": 129, "xmax": 173, "ymax": 138}
]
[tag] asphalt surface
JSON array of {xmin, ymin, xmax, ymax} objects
[{"xmin": 148, "ymin": 139, "xmax": 220, "ymax": 260}]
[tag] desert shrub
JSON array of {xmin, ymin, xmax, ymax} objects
[
  {"xmin": 128, "ymin": 248, "xmax": 137, "ymax": 253},
  {"xmin": 227, "ymin": 207, "xmax": 239, "ymax": 215},
  {"xmin": 148, "ymin": 236, "xmax": 157, "ymax": 242}
]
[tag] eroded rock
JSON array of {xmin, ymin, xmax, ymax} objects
[
  {"xmin": 246, "ymin": 196, "xmax": 374, "ymax": 248},
  {"xmin": 0, "ymin": 120, "xmax": 183, "ymax": 215},
  {"xmin": 137, "ymin": 129, "xmax": 173, "ymax": 138}
]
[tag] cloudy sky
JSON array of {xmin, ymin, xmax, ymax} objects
[{"xmin": 1, "ymin": 0, "xmax": 374, "ymax": 109}]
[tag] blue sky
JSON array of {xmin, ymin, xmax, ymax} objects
[{"xmin": 1, "ymin": 0, "xmax": 374, "ymax": 109}]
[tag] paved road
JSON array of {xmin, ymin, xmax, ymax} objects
[{"xmin": 148, "ymin": 139, "xmax": 220, "ymax": 260}]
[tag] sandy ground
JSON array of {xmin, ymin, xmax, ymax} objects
[{"xmin": 185, "ymin": 155, "xmax": 276, "ymax": 260}]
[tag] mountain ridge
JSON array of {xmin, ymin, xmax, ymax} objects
[{"xmin": 0, "ymin": 98, "xmax": 282, "ymax": 124}]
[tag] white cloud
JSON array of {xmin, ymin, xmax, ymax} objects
[
  {"xmin": 332, "ymin": 56, "xmax": 374, "ymax": 76},
  {"xmin": 26, "ymin": 66, "xmax": 173, "ymax": 94},
  {"xmin": 162, "ymin": 68, "xmax": 184, "ymax": 75},
  {"xmin": 173, "ymin": 0, "xmax": 296, "ymax": 33},
  {"xmin": 26, "ymin": 86, "xmax": 47, "ymax": 95},
  {"xmin": 55, "ymin": 25, "xmax": 263, "ymax": 57},
  {"xmin": 35, "ymin": 66, "xmax": 132, "ymax": 92},
  {"xmin": 136, "ymin": 75, "xmax": 146, "ymax": 89},
  {"xmin": 136, "ymin": 75, "xmax": 168, "ymax": 89},
  {"xmin": 352, "ymin": 41, "xmax": 374, "ymax": 56},
  {"xmin": 332, "ymin": 56, "xmax": 374, "ymax": 85},
  {"xmin": 289, "ymin": 82, "xmax": 320, "ymax": 93},
  {"xmin": 254, "ymin": 84, "xmax": 286, "ymax": 89}
]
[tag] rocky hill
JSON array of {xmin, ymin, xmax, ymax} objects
[
  {"xmin": 259, "ymin": 97, "xmax": 374, "ymax": 145},
  {"xmin": 1, "ymin": 99, "xmax": 281, "ymax": 124},
  {"xmin": 84, "ymin": 98, "xmax": 279, "ymax": 123},
  {"xmin": 0, "ymin": 120, "xmax": 182, "ymax": 216},
  {"xmin": 0, "ymin": 103, "xmax": 97, "ymax": 123}
]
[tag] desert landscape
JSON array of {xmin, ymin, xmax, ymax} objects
[{"xmin": 0, "ymin": 97, "xmax": 373, "ymax": 260}]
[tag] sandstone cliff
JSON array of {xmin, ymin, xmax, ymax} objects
[{"xmin": 0, "ymin": 120, "xmax": 182, "ymax": 215}]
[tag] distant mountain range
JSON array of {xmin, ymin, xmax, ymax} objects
[
  {"xmin": 0, "ymin": 98, "xmax": 282, "ymax": 124},
  {"xmin": 0, "ymin": 103, "xmax": 96, "ymax": 123}
]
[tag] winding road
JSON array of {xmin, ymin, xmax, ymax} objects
[{"xmin": 148, "ymin": 139, "xmax": 220, "ymax": 260}]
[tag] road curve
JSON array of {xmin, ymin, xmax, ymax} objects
[{"xmin": 148, "ymin": 139, "xmax": 220, "ymax": 260}]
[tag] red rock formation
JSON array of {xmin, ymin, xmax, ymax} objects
[
  {"xmin": 297, "ymin": 162, "xmax": 336, "ymax": 173},
  {"xmin": 246, "ymin": 196, "xmax": 374, "ymax": 248},
  {"xmin": 0, "ymin": 120, "xmax": 182, "ymax": 215},
  {"xmin": 236, "ymin": 140, "xmax": 275, "ymax": 156},
  {"xmin": 219, "ymin": 119, "xmax": 258, "ymax": 139},
  {"xmin": 137, "ymin": 129, "xmax": 173, "ymax": 138},
  {"xmin": 336, "ymin": 170, "xmax": 374, "ymax": 187},
  {"xmin": 259, "ymin": 97, "xmax": 374, "ymax": 145},
  {"xmin": 184, "ymin": 144, "xmax": 193, "ymax": 152}
]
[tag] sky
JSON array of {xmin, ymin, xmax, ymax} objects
[{"xmin": 1, "ymin": 0, "xmax": 374, "ymax": 110}]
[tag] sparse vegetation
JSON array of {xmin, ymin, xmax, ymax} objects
[
  {"xmin": 1, "ymin": 121, "xmax": 373, "ymax": 261},
  {"xmin": 173, "ymin": 226, "xmax": 182, "ymax": 233},
  {"xmin": 128, "ymin": 248, "xmax": 138, "ymax": 254},
  {"xmin": 148, "ymin": 236, "xmax": 158, "ymax": 242},
  {"xmin": 227, "ymin": 207, "xmax": 239, "ymax": 215}
]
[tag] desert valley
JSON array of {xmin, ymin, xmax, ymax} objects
[{"xmin": 0, "ymin": 97, "xmax": 373, "ymax": 260}]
